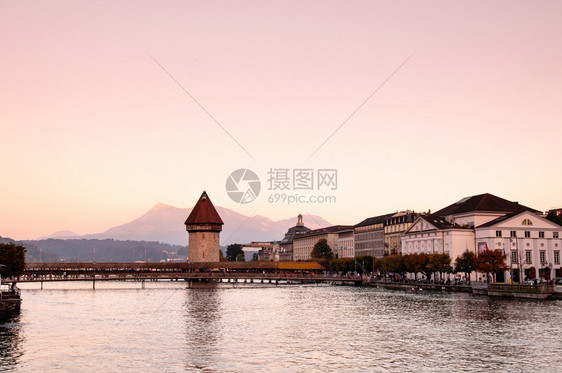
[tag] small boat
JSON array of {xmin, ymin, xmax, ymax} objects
[{"xmin": 0, "ymin": 281, "xmax": 21, "ymax": 312}]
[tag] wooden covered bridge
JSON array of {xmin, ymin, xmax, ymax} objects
[{"xmin": 20, "ymin": 261, "xmax": 364, "ymax": 288}]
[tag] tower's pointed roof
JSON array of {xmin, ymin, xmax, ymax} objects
[{"xmin": 184, "ymin": 191, "xmax": 224, "ymax": 225}]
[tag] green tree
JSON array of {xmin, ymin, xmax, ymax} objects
[
  {"xmin": 219, "ymin": 249, "xmax": 226, "ymax": 262},
  {"xmin": 0, "ymin": 242, "xmax": 27, "ymax": 279},
  {"xmin": 236, "ymin": 252, "xmax": 246, "ymax": 262},
  {"xmin": 454, "ymin": 250, "xmax": 475, "ymax": 283},
  {"xmin": 310, "ymin": 239, "xmax": 334, "ymax": 260},
  {"xmin": 226, "ymin": 244, "xmax": 244, "ymax": 261},
  {"xmin": 474, "ymin": 249, "xmax": 507, "ymax": 283}
]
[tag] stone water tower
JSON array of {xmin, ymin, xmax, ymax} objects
[{"xmin": 184, "ymin": 191, "xmax": 224, "ymax": 262}]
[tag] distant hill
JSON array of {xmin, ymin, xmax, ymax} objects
[
  {"xmin": 1, "ymin": 236, "xmax": 58, "ymax": 263},
  {"xmin": 43, "ymin": 203, "xmax": 331, "ymax": 246},
  {"xmin": 20, "ymin": 238, "xmax": 186, "ymax": 263}
]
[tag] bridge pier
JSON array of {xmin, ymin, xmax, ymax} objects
[{"xmin": 142, "ymin": 280, "xmax": 145, "ymax": 289}]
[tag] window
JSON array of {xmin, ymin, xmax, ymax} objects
[
  {"xmin": 525, "ymin": 231, "xmax": 531, "ymax": 238},
  {"xmin": 511, "ymin": 231, "xmax": 517, "ymax": 238},
  {"xmin": 539, "ymin": 231, "xmax": 545, "ymax": 238},
  {"xmin": 522, "ymin": 219, "xmax": 533, "ymax": 226},
  {"xmin": 555, "ymin": 251, "xmax": 560, "ymax": 265},
  {"xmin": 525, "ymin": 251, "xmax": 532, "ymax": 264},
  {"xmin": 540, "ymin": 251, "xmax": 546, "ymax": 265},
  {"xmin": 554, "ymin": 232, "xmax": 559, "ymax": 239},
  {"xmin": 496, "ymin": 230, "xmax": 502, "ymax": 237},
  {"xmin": 511, "ymin": 251, "xmax": 518, "ymax": 264}
]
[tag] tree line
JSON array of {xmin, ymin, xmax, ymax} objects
[{"xmin": 310, "ymin": 239, "xmax": 508, "ymax": 283}]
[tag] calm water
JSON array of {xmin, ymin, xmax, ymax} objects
[{"xmin": 1, "ymin": 281, "xmax": 561, "ymax": 372}]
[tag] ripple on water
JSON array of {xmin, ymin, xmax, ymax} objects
[{"xmin": 2, "ymin": 282, "xmax": 561, "ymax": 372}]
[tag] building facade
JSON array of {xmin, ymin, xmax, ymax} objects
[
  {"xmin": 279, "ymin": 214, "xmax": 311, "ymax": 261},
  {"xmin": 383, "ymin": 211, "xmax": 421, "ymax": 255},
  {"xmin": 354, "ymin": 214, "xmax": 394, "ymax": 258},
  {"xmin": 475, "ymin": 211, "xmax": 562, "ymax": 282},
  {"xmin": 334, "ymin": 228, "xmax": 354, "ymax": 258},
  {"xmin": 401, "ymin": 193, "xmax": 555, "ymax": 282},
  {"xmin": 293, "ymin": 225, "xmax": 353, "ymax": 261}
]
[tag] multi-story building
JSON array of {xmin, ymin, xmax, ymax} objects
[
  {"xmin": 334, "ymin": 227, "xmax": 354, "ymax": 258},
  {"xmin": 475, "ymin": 211, "xmax": 562, "ymax": 282},
  {"xmin": 354, "ymin": 213, "xmax": 394, "ymax": 258},
  {"xmin": 279, "ymin": 214, "xmax": 311, "ymax": 261},
  {"xmin": 243, "ymin": 241, "xmax": 280, "ymax": 261},
  {"xmin": 401, "ymin": 193, "xmax": 562, "ymax": 282},
  {"xmin": 384, "ymin": 211, "xmax": 422, "ymax": 255},
  {"xmin": 293, "ymin": 225, "xmax": 354, "ymax": 261}
]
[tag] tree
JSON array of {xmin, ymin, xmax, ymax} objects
[
  {"xmin": 355, "ymin": 256, "xmax": 374, "ymax": 274},
  {"xmin": 454, "ymin": 250, "xmax": 475, "ymax": 283},
  {"xmin": 404, "ymin": 253, "xmax": 428, "ymax": 281},
  {"xmin": 427, "ymin": 254, "xmax": 451, "ymax": 281},
  {"xmin": 382, "ymin": 254, "xmax": 405, "ymax": 280},
  {"xmin": 226, "ymin": 244, "xmax": 244, "ymax": 261},
  {"xmin": 219, "ymin": 249, "xmax": 226, "ymax": 262},
  {"xmin": 310, "ymin": 239, "xmax": 334, "ymax": 260},
  {"xmin": 474, "ymin": 249, "xmax": 507, "ymax": 283},
  {"xmin": 0, "ymin": 242, "xmax": 27, "ymax": 279},
  {"xmin": 330, "ymin": 258, "xmax": 354, "ymax": 273},
  {"xmin": 236, "ymin": 253, "xmax": 246, "ymax": 262}
]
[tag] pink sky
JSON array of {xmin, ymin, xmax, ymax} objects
[{"xmin": 1, "ymin": 1, "xmax": 561, "ymax": 240}]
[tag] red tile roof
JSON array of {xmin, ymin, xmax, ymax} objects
[{"xmin": 184, "ymin": 191, "xmax": 224, "ymax": 225}]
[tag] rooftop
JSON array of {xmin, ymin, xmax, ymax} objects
[
  {"xmin": 432, "ymin": 193, "xmax": 538, "ymax": 217},
  {"xmin": 184, "ymin": 191, "xmax": 224, "ymax": 226}
]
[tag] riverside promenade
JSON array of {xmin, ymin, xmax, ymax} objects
[{"xmin": 370, "ymin": 280, "xmax": 561, "ymax": 300}]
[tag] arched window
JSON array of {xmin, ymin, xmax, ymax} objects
[{"xmin": 522, "ymin": 219, "xmax": 533, "ymax": 226}]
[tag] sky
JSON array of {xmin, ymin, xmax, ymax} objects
[{"xmin": 1, "ymin": 1, "xmax": 561, "ymax": 240}]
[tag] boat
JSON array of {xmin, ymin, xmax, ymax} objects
[{"xmin": 0, "ymin": 279, "xmax": 21, "ymax": 312}]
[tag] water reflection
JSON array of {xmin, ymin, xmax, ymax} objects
[
  {"xmin": 184, "ymin": 288, "xmax": 222, "ymax": 371},
  {"xmin": 0, "ymin": 311, "xmax": 23, "ymax": 371}
]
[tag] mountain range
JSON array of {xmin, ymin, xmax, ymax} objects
[{"xmin": 42, "ymin": 204, "xmax": 331, "ymax": 246}]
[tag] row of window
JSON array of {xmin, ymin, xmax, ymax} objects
[
  {"xmin": 497, "ymin": 230, "xmax": 558, "ymax": 238},
  {"xmin": 511, "ymin": 250, "xmax": 560, "ymax": 265}
]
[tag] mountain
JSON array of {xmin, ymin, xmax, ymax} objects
[
  {"xmin": 46, "ymin": 204, "xmax": 331, "ymax": 246},
  {"xmin": 38, "ymin": 230, "xmax": 79, "ymax": 240}
]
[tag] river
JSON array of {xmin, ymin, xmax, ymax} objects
[{"xmin": 1, "ymin": 281, "xmax": 561, "ymax": 372}]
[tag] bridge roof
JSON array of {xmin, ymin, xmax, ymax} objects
[{"xmin": 25, "ymin": 261, "xmax": 326, "ymax": 271}]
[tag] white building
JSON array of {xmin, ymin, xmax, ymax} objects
[
  {"xmin": 475, "ymin": 210, "xmax": 562, "ymax": 282},
  {"xmin": 292, "ymin": 225, "xmax": 354, "ymax": 261},
  {"xmin": 402, "ymin": 193, "xmax": 561, "ymax": 282},
  {"xmin": 334, "ymin": 228, "xmax": 355, "ymax": 258}
]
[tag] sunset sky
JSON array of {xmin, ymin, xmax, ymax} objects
[{"xmin": 1, "ymin": 1, "xmax": 561, "ymax": 240}]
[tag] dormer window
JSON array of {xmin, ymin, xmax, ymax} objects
[{"xmin": 522, "ymin": 219, "xmax": 533, "ymax": 226}]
